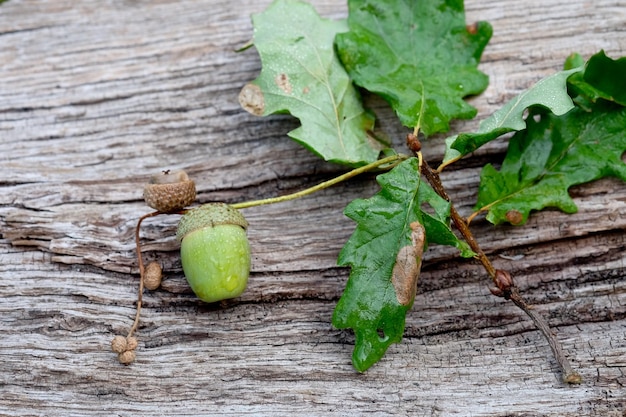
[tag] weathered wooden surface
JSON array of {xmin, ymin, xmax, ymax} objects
[{"xmin": 1, "ymin": 0, "xmax": 625, "ymax": 415}]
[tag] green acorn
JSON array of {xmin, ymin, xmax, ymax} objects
[{"xmin": 176, "ymin": 203, "xmax": 251, "ymax": 303}]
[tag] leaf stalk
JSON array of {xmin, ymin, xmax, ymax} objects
[{"xmin": 231, "ymin": 154, "xmax": 408, "ymax": 210}]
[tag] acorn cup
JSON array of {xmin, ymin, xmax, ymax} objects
[
  {"xmin": 143, "ymin": 170, "xmax": 196, "ymax": 213},
  {"xmin": 176, "ymin": 203, "xmax": 251, "ymax": 303}
]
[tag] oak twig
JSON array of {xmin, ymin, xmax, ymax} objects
[
  {"xmin": 509, "ymin": 289, "xmax": 582, "ymax": 384},
  {"xmin": 408, "ymin": 134, "xmax": 581, "ymax": 384}
]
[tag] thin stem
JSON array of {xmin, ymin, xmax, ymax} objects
[
  {"xmin": 509, "ymin": 289, "xmax": 582, "ymax": 384},
  {"xmin": 412, "ymin": 81, "xmax": 426, "ymax": 138},
  {"xmin": 128, "ymin": 210, "xmax": 161, "ymax": 338},
  {"xmin": 231, "ymin": 154, "xmax": 407, "ymax": 210},
  {"xmin": 420, "ymin": 158, "xmax": 497, "ymax": 280},
  {"xmin": 466, "ymin": 209, "xmax": 481, "ymax": 225},
  {"xmin": 418, "ymin": 153, "xmax": 580, "ymax": 384},
  {"xmin": 437, "ymin": 155, "xmax": 461, "ymax": 173}
]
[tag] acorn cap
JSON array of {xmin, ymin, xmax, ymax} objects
[
  {"xmin": 143, "ymin": 170, "xmax": 196, "ymax": 213},
  {"xmin": 176, "ymin": 203, "xmax": 248, "ymax": 242}
]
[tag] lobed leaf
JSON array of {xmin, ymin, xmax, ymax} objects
[
  {"xmin": 441, "ymin": 67, "xmax": 581, "ymax": 167},
  {"xmin": 567, "ymin": 50, "xmax": 626, "ymax": 107},
  {"xmin": 335, "ymin": 0, "xmax": 491, "ymax": 136},
  {"xmin": 239, "ymin": 0, "xmax": 382, "ymax": 166},
  {"xmin": 475, "ymin": 103, "xmax": 626, "ymax": 225},
  {"xmin": 333, "ymin": 157, "xmax": 473, "ymax": 372}
]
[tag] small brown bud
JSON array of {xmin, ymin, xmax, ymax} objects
[
  {"xmin": 406, "ymin": 133, "xmax": 421, "ymax": 153},
  {"xmin": 111, "ymin": 335, "xmax": 127, "ymax": 353},
  {"xmin": 144, "ymin": 262, "xmax": 162, "ymax": 291},
  {"xmin": 495, "ymin": 269, "xmax": 514, "ymax": 291},
  {"xmin": 125, "ymin": 336, "xmax": 138, "ymax": 351},
  {"xmin": 118, "ymin": 350, "xmax": 136, "ymax": 365},
  {"xmin": 489, "ymin": 287, "xmax": 504, "ymax": 297},
  {"xmin": 489, "ymin": 270, "xmax": 514, "ymax": 298}
]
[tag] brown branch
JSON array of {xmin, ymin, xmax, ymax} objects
[
  {"xmin": 509, "ymin": 289, "xmax": 582, "ymax": 384},
  {"xmin": 409, "ymin": 134, "xmax": 581, "ymax": 384},
  {"xmin": 420, "ymin": 158, "xmax": 497, "ymax": 281}
]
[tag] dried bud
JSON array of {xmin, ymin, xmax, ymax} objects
[
  {"xmin": 125, "ymin": 336, "xmax": 138, "ymax": 351},
  {"xmin": 111, "ymin": 335, "xmax": 127, "ymax": 354},
  {"xmin": 495, "ymin": 269, "xmax": 514, "ymax": 291},
  {"xmin": 406, "ymin": 133, "xmax": 421, "ymax": 153},
  {"xmin": 489, "ymin": 287, "xmax": 504, "ymax": 297},
  {"xmin": 118, "ymin": 350, "xmax": 136, "ymax": 365},
  {"xmin": 144, "ymin": 262, "xmax": 162, "ymax": 291}
]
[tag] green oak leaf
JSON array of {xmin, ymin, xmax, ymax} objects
[
  {"xmin": 563, "ymin": 52, "xmax": 585, "ymax": 70},
  {"xmin": 335, "ymin": 0, "xmax": 492, "ymax": 136},
  {"xmin": 475, "ymin": 103, "xmax": 626, "ymax": 225},
  {"xmin": 239, "ymin": 0, "xmax": 382, "ymax": 166},
  {"xmin": 333, "ymin": 157, "xmax": 474, "ymax": 372},
  {"xmin": 567, "ymin": 50, "xmax": 626, "ymax": 107},
  {"xmin": 442, "ymin": 67, "xmax": 581, "ymax": 167}
]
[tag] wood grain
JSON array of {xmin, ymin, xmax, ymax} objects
[{"xmin": 1, "ymin": 0, "xmax": 625, "ymax": 415}]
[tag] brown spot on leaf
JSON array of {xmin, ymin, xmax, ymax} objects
[
  {"xmin": 505, "ymin": 210, "xmax": 524, "ymax": 225},
  {"xmin": 275, "ymin": 73, "xmax": 292, "ymax": 94},
  {"xmin": 466, "ymin": 22, "xmax": 478, "ymax": 35},
  {"xmin": 391, "ymin": 221, "xmax": 425, "ymax": 306},
  {"xmin": 238, "ymin": 83, "xmax": 265, "ymax": 116}
]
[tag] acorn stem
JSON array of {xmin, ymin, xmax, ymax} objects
[
  {"xmin": 128, "ymin": 210, "xmax": 161, "ymax": 338},
  {"xmin": 231, "ymin": 154, "xmax": 408, "ymax": 210}
]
